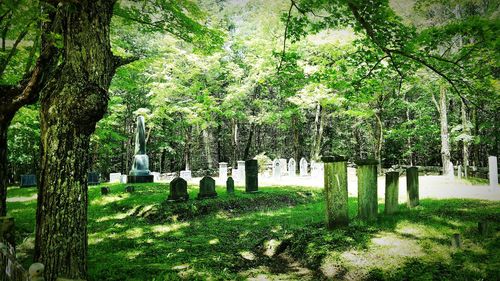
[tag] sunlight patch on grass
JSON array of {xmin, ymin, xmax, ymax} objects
[
  {"xmin": 124, "ymin": 227, "xmax": 144, "ymax": 239},
  {"xmin": 95, "ymin": 212, "xmax": 129, "ymax": 222},
  {"xmin": 209, "ymin": 238, "xmax": 219, "ymax": 245},
  {"xmin": 126, "ymin": 250, "xmax": 142, "ymax": 260},
  {"xmin": 151, "ymin": 222, "xmax": 189, "ymax": 235},
  {"xmin": 91, "ymin": 194, "xmax": 129, "ymax": 206},
  {"xmin": 6, "ymin": 194, "xmax": 37, "ymax": 202}
]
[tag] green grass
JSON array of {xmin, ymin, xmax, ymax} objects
[{"xmin": 6, "ymin": 183, "xmax": 500, "ymax": 281}]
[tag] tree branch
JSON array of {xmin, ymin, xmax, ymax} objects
[
  {"xmin": 113, "ymin": 55, "xmax": 140, "ymax": 70},
  {"xmin": 277, "ymin": 1, "xmax": 294, "ymax": 74}
]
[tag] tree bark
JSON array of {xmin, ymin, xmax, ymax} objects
[
  {"xmin": 432, "ymin": 85, "xmax": 451, "ymax": 175},
  {"xmin": 34, "ymin": 1, "xmax": 117, "ymax": 280},
  {"xmin": 0, "ymin": 116, "xmax": 13, "ymax": 216},
  {"xmin": 202, "ymin": 128, "xmax": 213, "ymax": 169},
  {"xmin": 311, "ymin": 102, "xmax": 324, "ymax": 161},
  {"xmin": 461, "ymin": 100, "xmax": 470, "ymax": 178},
  {"xmin": 243, "ymin": 124, "xmax": 254, "ymax": 161},
  {"xmin": 231, "ymin": 119, "xmax": 239, "ymax": 167}
]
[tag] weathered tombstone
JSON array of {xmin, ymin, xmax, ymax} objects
[
  {"xmin": 167, "ymin": 177, "xmax": 189, "ymax": 202},
  {"xmin": 128, "ymin": 116, "xmax": 154, "ymax": 183},
  {"xmin": 20, "ymin": 174, "xmax": 37, "ymax": 188},
  {"xmin": 488, "ymin": 156, "xmax": 498, "ymax": 187},
  {"xmin": 120, "ymin": 175, "xmax": 128, "ymax": 184},
  {"xmin": 180, "ymin": 170, "xmax": 192, "ymax": 181},
  {"xmin": 406, "ymin": 166, "xmax": 420, "ymax": 208},
  {"xmin": 100, "ymin": 187, "xmax": 110, "ymax": 195},
  {"xmin": 385, "ymin": 172, "xmax": 399, "ymax": 215},
  {"xmin": 219, "ymin": 162, "xmax": 228, "ymax": 183},
  {"xmin": 279, "ymin": 158, "xmax": 288, "ymax": 175},
  {"xmin": 457, "ymin": 165, "xmax": 462, "ymax": 180},
  {"xmin": 88, "ymin": 172, "xmax": 100, "ymax": 185},
  {"xmin": 323, "ymin": 156, "xmax": 349, "ymax": 228},
  {"xmin": 272, "ymin": 159, "xmax": 281, "ymax": 179},
  {"xmin": 448, "ymin": 161, "xmax": 454, "ymax": 180},
  {"xmin": 125, "ymin": 186, "xmax": 135, "ymax": 193},
  {"xmin": 451, "ymin": 233, "xmax": 462, "ymax": 248},
  {"xmin": 226, "ymin": 177, "xmax": 235, "ymax": 193},
  {"xmin": 237, "ymin": 160, "xmax": 246, "ymax": 182},
  {"xmin": 109, "ymin": 173, "xmax": 121, "ymax": 183},
  {"xmin": 311, "ymin": 161, "xmax": 324, "ymax": 179},
  {"xmin": 288, "ymin": 158, "xmax": 297, "ymax": 177},
  {"xmin": 151, "ymin": 172, "xmax": 160, "ymax": 182},
  {"xmin": 355, "ymin": 159, "xmax": 379, "ymax": 221},
  {"xmin": 198, "ymin": 176, "xmax": 217, "ymax": 199},
  {"xmin": 245, "ymin": 159, "xmax": 259, "ymax": 193},
  {"xmin": 300, "ymin": 157, "xmax": 308, "ymax": 176},
  {"xmin": 232, "ymin": 168, "xmax": 239, "ymax": 182}
]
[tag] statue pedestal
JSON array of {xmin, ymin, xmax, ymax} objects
[{"xmin": 127, "ymin": 175, "xmax": 154, "ymax": 183}]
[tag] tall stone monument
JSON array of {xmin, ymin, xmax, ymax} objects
[
  {"xmin": 128, "ymin": 116, "xmax": 154, "ymax": 183},
  {"xmin": 489, "ymin": 156, "xmax": 498, "ymax": 187},
  {"xmin": 219, "ymin": 162, "xmax": 228, "ymax": 183},
  {"xmin": 288, "ymin": 158, "xmax": 297, "ymax": 177},
  {"xmin": 245, "ymin": 159, "xmax": 259, "ymax": 193}
]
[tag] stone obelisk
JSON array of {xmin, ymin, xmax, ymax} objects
[{"xmin": 128, "ymin": 116, "xmax": 154, "ymax": 183}]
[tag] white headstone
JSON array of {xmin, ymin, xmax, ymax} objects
[
  {"xmin": 180, "ymin": 170, "xmax": 192, "ymax": 181},
  {"xmin": 232, "ymin": 168, "xmax": 239, "ymax": 182},
  {"xmin": 109, "ymin": 173, "xmax": 121, "ymax": 183},
  {"xmin": 288, "ymin": 158, "xmax": 296, "ymax": 177},
  {"xmin": 448, "ymin": 161, "xmax": 454, "ymax": 180},
  {"xmin": 120, "ymin": 175, "xmax": 127, "ymax": 184},
  {"xmin": 219, "ymin": 162, "xmax": 228, "ymax": 182},
  {"xmin": 489, "ymin": 156, "xmax": 498, "ymax": 187},
  {"xmin": 299, "ymin": 158, "xmax": 308, "ymax": 176},
  {"xmin": 237, "ymin": 160, "xmax": 246, "ymax": 182},
  {"xmin": 151, "ymin": 172, "xmax": 160, "ymax": 182},
  {"xmin": 458, "ymin": 165, "xmax": 462, "ymax": 180},
  {"xmin": 311, "ymin": 161, "xmax": 324, "ymax": 179},
  {"xmin": 272, "ymin": 159, "xmax": 281, "ymax": 179},
  {"xmin": 279, "ymin": 158, "xmax": 287, "ymax": 175}
]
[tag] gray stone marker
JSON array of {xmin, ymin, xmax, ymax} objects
[
  {"xmin": 20, "ymin": 174, "xmax": 37, "ymax": 188},
  {"xmin": 272, "ymin": 159, "xmax": 281, "ymax": 179},
  {"xmin": 128, "ymin": 116, "xmax": 154, "ymax": 183},
  {"xmin": 120, "ymin": 175, "xmax": 127, "ymax": 184},
  {"xmin": 167, "ymin": 177, "xmax": 189, "ymax": 202},
  {"xmin": 125, "ymin": 186, "xmax": 135, "ymax": 193},
  {"xmin": 458, "ymin": 165, "xmax": 462, "ymax": 180},
  {"xmin": 198, "ymin": 176, "xmax": 217, "ymax": 199},
  {"xmin": 279, "ymin": 158, "xmax": 288, "ymax": 175},
  {"xmin": 406, "ymin": 167, "xmax": 420, "ymax": 208},
  {"xmin": 288, "ymin": 158, "xmax": 297, "ymax": 177},
  {"xmin": 88, "ymin": 172, "xmax": 100, "ymax": 185},
  {"xmin": 488, "ymin": 156, "xmax": 498, "ymax": 187},
  {"xmin": 323, "ymin": 156, "xmax": 349, "ymax": 228},
  {"xmin": 151, "ymin": 172, "xmax": 160, "ymax": 182},
  {"xmin": 109, "ymin": 173, "xmax": 121, "ymax": 183},
  {"xmin": 101, "ymin": 187, "xmax": 110, "ymax": 195},
  {"xmin": 355, "ymin": 159, "xmax": 379, "ymax": 221},
  {"xmin": 226, "ymin": 177, "xmax": 235, "ymax": 193},
  {"xmin": 385, "ymin": 172, "xmax": 399, "ymax": 215},
  {"xmin": 219, "ymin": 162, "xmax": 228, "ymax": 182},
  {"xmin": 245, "ymin": 159, "xmax": 259, "ymax": 193},
  {"xmin": 300, "ymin": 157, "xmax": 308, "ymax": 176}
]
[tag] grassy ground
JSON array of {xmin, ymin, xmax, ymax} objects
[{"xmin": 6, "ymin": 183, "xmax": 500, "ymax": 281}]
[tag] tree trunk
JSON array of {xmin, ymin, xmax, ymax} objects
[
  {"xmin": 243, "ymin": 124, "xmax": 254, "ymax": 160},
  {"xmin": 439, "ymin": 86, "xmax": 451, "ymax": 175},
  {"xmin": 374, "ymin": 111, "xmax": 383, "ymax": 173},
  {"xmin": 184, "ymin": 127, "xmax": 192, "ymax": 170},
  {"xmin": 311, "ymin": 103, "xmax": 324, "ymax": 161},
  {"xmin": 461, "ymin": 100, "xmax": 470, "ymax": 178},
  {"xmin": 34, "ymin": 1, "xmax": 117, "ymax": 280},
  {"xmin": 202, "ymin": 128, "xmax": 213, "ymax": 169},
  {"xmin": 0, "ymin": 116, "xmax": 13, "ymax": 216},
  {"xmin": 231, "ymin": 119, "xmax": 239, "ymax": 167}
]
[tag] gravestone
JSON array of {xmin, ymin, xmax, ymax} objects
[
  {"xmin": 151, "ymin": 172, "xmax": 161, "ymax": 182},
  {"xmin": 237, "ymin": 160, "xmax": 246, "ymax": 182},
  {"xmin": 245, "ymin": 159, "xmax": 259, "ymax": 193},
  {"xmin": 448, "ymin": 161, "xmax": 454, "ymax": 180},
  {"xmin": 385, "ymin": 172, "xmax": 399, "ymax": 215},
  {"xmin": 232, "ymin": 168, "xmax": 239, "ymax": 182},
  {"xmin": 109, "ymin": 173, "xmax": 121, "ymax": 183},
  {"xmin": 272, "ymin": 159, "xmax": 281, "ymax": 179},
  {"xmin": 300, "ymin": 158, "xmax": 308, "ymax": 176},
  {"xmin": 226, "ymin": 177, "xmax": 234, "ymax": 193},
  {"xmin": 128, "ymin": 116, "xmax": 154, "ymax": 183},
  {"xmin": 125, "ymin": 186, "xmax": 135, "ymax": 193},
  {"xmin": 180, "ymin": 170, "xmax": 192, "ymax": 181},
  {"xmin": 120, "ymin": 175, "xmax": 128, "ymax": 184},
  {"xmin": 458, "ymin": 165, "xmax": 462, "ymax": 180},
  {"xmin": 311, "ymin": 161, "xmax": 324, "ymax": 179},
  {"xmin": 406, "ymin": 167, "xmax": 420, "ymax": 207},
  {"xmin": 488, "ymin": 156, "xmax": 498, "ymax": 187},
  {"xmin": 355, "ymin": 159, "xmax": 379, "ymax": 221},
  {"xmin": 279, "ymin": 158, "xmax": 288, "ymax": 175},
  {"xmin": 88, "ymin": 172, "xmax": 100, "ymax": 185},
  {"xmin": 20, "ymin": 174, "xmax": 37, "ymax": 188},
  {"xmin": 219, "ymin": 162, "xmax": 228, "ymax": 183},
  {"xmin": 288, "ymin": 158, "xmax": 297, "ymax": 177},
  {"xmin": 198, "ymin": 176, "xmax": 217, "ymax": 199},
  {"xmin": 323, "ymin": 156, "xmax": 349, "ymax": 228},
  {"xmin": 101, "ymin": 187, "xmax": 110, "ymax": 195},
  {"xmin": 167, "ymin": 177, "xmax": 189, "ymax": 202}
]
